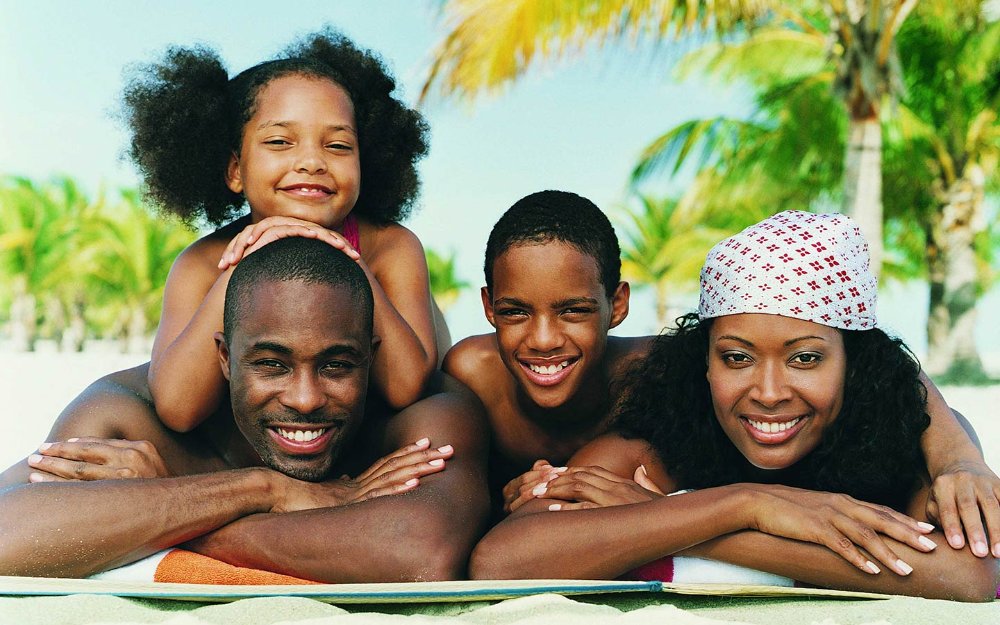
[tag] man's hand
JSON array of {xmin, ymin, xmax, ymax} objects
[
  {"xmin": 27, "ymin": 437, "xmax": 171, "ymax": 481},
  {"xmin": 271, "ymin": 438, "xmax": 454, "ymax": 513},
  {"xmin": 540, "ymin": 465, "xmax": 665, "ymax": 511},
  {"xmin": 218, "ymin": 216, "xmax": 361, "ymax": 269},
  {"xmin": 926, "ymin": 459, "xmax": 1000, "ymax": 557},
  {"xmin": 503, "ymin": 459, "xmax": 567, "ymax": 513}
]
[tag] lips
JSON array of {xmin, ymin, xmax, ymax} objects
[
  {"xmin": 518, "ymin": 357, "xmax": 579, "ymax": 387},
  {"xmin": 267, "ymin": 425, "xmax": 337, "ymax": 455},
  {"xmin": 739, "ymin": 414, "xmax": 808, "ymax": 444}
]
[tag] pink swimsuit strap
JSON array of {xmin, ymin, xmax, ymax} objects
[{"xmin": 340, "ymin": 213, "xmax": 361, "ymax": 252}]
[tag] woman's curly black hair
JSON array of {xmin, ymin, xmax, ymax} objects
[
  {"xmin": 120, "ymin": 27, "xmax": 429, "ymax": 227},
  {"xmin": 614, "ymin": 313, "xmax": 930, "ymax": 511}
]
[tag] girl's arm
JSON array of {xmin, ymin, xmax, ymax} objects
[
  {"xmin": 361, "ymin": 224, "xmax": 439, "ymax": 409},
  {"xmin": 148, "ymin": 239, "xmax": 234, "ymax": 432},
  {"xmin": 469, "ymin": 435, "xmax": 933, "ymax": 581}
]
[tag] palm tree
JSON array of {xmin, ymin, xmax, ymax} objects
[
  {"xmin": 425, "ymin": 248, "xmax": 470, "ymax": 313},
  {"xmin": 84, "ymin": 189, "xmax": 197, "ymax": 353},
  {"xmin": 617, "ymin": 195, "xmax": 736, "ymax": 328},
  {"xmin": 421, "ymin": 0, "xmax": 918, "ymax": 274}
]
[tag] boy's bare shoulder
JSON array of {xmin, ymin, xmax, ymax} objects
[
  {"xmin": 443, "ymin": 335, "xmax": 505, "ymax": 388},
  {"xmin": 606, "ymin": 335, "xmax": 654, "ymax": 371}
]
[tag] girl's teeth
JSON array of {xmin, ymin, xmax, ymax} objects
[
  {"xmin": 747, "ymin": 417, "xmax": 801, "ymax": 433},
  {"xmin": 528, "ymin": 361, "xmax": 570, "ymax": 375},
  {"xmin": 277, "ymin": 428, "xmax": 326, "ymax": 442}
]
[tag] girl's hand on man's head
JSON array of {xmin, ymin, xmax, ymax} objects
[{"xmin": 218, "ymin": 216, "xmax": 360, "ymax": 270}]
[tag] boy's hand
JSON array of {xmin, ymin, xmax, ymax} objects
[
  {"xmin": 503, "ymin": 459, "xmax": 567, "ymax": 513},
  {"xmin": 540, "ymin": 465, "xmax": 664, "ymax": 511},
  {"xmin": 270, "ymin": 438, "xmax": 453, "ymax": 513},
  {"xmin": 218, "ymin": 216, "xmax": 360, "ymax": 269},
  {"xmin": 926, "ymin": 459, "xmax": 1000, "ymax": 557},
  {"xmin": 27, "ymin": 437, "xmax": 171, "ymax": 481}
]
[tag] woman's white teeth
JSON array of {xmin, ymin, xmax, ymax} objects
[
  {"xmin": 748, "ymin": 418, "xmax": 801, "ymax": 433},
  {"xmin": 528, "ymin": 361, "xmax": 570, "ymax": 375},
  {"xmin": 277, "ymin": 428, "xmax": 326, "ymax": 442}
]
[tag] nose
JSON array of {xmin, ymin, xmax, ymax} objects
[
  {"xmin": 280, "ymin": 369, "xmax": 327, "ymax": 415},
  {"xmin": 524, "ymin": 316, "xmax": 565, "ymax": 353},
  {"xmin": 747, "ymin": 360, "xmax": 793, "ymax": 408},
  {"xmin": 293, "ymin": 144, "xmax": 327, "ymax": 175}
]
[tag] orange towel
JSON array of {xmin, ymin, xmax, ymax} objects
[{"xmin": 153, "ymin": 549, "xmax": 321, "ymax": 585}]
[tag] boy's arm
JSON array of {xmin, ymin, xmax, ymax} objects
[
  {"xmin": 183, "ymin": 378, "xmax": 491, "ymax": 582},
  {"xmin": 918, "ymin": 372, "xmax": 1000, "ymax": 556}
]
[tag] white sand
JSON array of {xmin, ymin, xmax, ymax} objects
[{"xmin": 2, "ymin": 350, "xmax": 998, "ymax": 472}]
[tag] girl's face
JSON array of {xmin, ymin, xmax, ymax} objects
[
  {"xmin": 226, "ymin": 74, "xmax": 361, "ymax": 230},
  {"xmin": 706, "ymin": 313, "xmax": 846, "ymax": 470}
]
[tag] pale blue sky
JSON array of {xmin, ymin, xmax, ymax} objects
[{"xmin": 2, "ymin": 0, "xmax": 994, "ymax": 354}]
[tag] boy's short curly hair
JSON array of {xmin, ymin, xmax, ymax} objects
[
  {"xmin": 121, "ymin": 27, "xmax": 428, "ymax": 227},
  {"xmin": 483, "ymin": 190, "xmax": 622, "ymax": 298},
  {"xmin": 613, "ymin": 314, "xmax": 930, "ymax": 511}
]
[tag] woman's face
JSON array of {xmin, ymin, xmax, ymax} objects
[{"xmin": 706, "ymin": 313, "xmax": 846, "ymax": 470}]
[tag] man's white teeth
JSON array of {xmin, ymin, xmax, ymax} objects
[
  {"xmin": 277, "ymin": 428, "xmax": 326, "ymax": 442},
  {"xmin": 748, "ymin": 417, "xmax": 801, "ymax": 433},
  {"xmin": 528, "ymin": 361, "xmax": 570, "ymax": 375}
]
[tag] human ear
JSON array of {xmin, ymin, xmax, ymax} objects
[
  {"xmin": 214, "ymin": 331, "xmax": 232, "ymax": 381},
  {"xmin": 225, "ymin": 152, "xmax": 243, "ymax": 194},
  {"xmin": 481, "ymin": 286, "xmax": 497, "ymax": 328},
  {"xmin": 608, "ymin": 281, "xmax": 630, "ymax": 329}
]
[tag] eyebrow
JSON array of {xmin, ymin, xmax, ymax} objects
[
  {"xmin": 256, "ymin": 120, "xmax": 357, "ymax": 134},
  {"xmin": 248, "ymin": 341, "xmax": 364, "ymax": 359},
  {"xmin": 716, "ymin": 335, "xmax": 828, "ymax": 347},
  {"xmin": 550, "ymin": 297, "xmax": 599, "ymax": 309}
]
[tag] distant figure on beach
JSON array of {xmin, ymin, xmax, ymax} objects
[
  {"xmin": 469, "ymin": 210, "xmax": 1000, "ymax": 601},
  {"xmin": 0, "ymin": 237, "xmax": 489, "ymax": 580}
]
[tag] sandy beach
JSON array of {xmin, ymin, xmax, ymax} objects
[{"xmin": 3, "ymin": 348, "xmax": 998, "ymax": 472}]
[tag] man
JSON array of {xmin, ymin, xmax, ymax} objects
[{"xmin": 0, "ymin": 237, "xmax": 489, "ymax": 581}]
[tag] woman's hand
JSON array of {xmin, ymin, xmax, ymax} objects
[
  {"xmin": 538, "ymin": 465, "xmax": 665, "ymax": 511},
  {"xmin": 743, "ymin": 483, "xmax": 938, "ymax": 576},
  {"xmin": 926, "ymin": 459, "xmax": 1000, "ymax": 557},
  {"xmin": 269, "ymin": 438, "xmax": 453, "ymax": 513},
  {"xmin": 218, "ymin": 216, "xmax": 360, "ymax": 269},
  {"xmin": 502, "ymin": 459, "xmax": 567, "ymax": 513},
  {"xmin": 27, "ymin": 437, "xmax": 171, "ymax": 481}
]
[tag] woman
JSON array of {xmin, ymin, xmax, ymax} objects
[{"xmin": 470, "ymin": 210, "xmax": 999, "ymax": 601}]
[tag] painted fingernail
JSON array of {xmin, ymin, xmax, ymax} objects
[
  {"xmin": 865, "ymin": 561, "xmax": 880, "ymax": 574},
  {"xmin": 532, "ymin": 483, "xmax": 548, "ymax": 496},
  {"xmin": 918, "ymin": 535, "xmax": 938, "ymax": 551},
  {"xmin": 896, "ymin": 559, "xmax": 913, "ymax": 575},
  {"xmin": 404, "ymin": 478, "xmax": 419, "ymax": 487},
  {"xmin": 415, "ymin": 438, "xmax": 429, "ymax": 447},
  {"xmin": 917, "ymin": 521, "xmax": 935, "ymax": 531},
  {"xmin": 948, "ymin": 533, "xmax": 964, "ymax": 548},
  {"xmin": 640, "ymin": 464, "xmax": 649, "ymax": 476},
  {"xmin": 974, "ymin": 541, "xmax": 989, "ymax": 557},
  {"xmin": 28, "ymin": 472, "xmax": 45, "ymax": 483},
  {"xmin": 437, "ymin": 445, "xmax": 453, "ymax": 454},
  {"xmin": 548, "ymin": 504, "xmax": 562, "ymax": 511},
  {"xmin": 67, "ymin": 438, "xmax": 78, "ymax": 443},
  {"xmin": 38, "ymin": 443, "xmax": 51, "ymax": 451},
  {"xmin": 27, "ymin": 454, "xmax": 42, "ymax": 464},
  {"xmin": 552, "ymin": 467, "xmax": 567, "ymax": 473},
  {"xmin": 993, "ymin": 543, "xmax": 1000, "ymax": 558},
  {"xmin": 428, "ymin": 459, "xmax": 445, "ymax": 467}
]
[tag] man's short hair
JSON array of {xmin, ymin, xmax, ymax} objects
[
  {"xmin": 484, "ymin": 190, "xmax": 621, "ymax": 297},
  {"xmin": 223, "ymin": 237, "xmax": 374, "ymax": 341}
]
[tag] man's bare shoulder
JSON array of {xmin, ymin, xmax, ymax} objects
[{"xmin": 606, "ymin": 335, "xmax": 654, "ymax": 373}]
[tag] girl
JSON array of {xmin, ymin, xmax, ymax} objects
[
  {"xmin": 124, "ymin": 29, "xmax": 444, "ymax": 430},
  {"xmin": 470, "ymin": 211, "xmax": 1000, "ymax": 601}
]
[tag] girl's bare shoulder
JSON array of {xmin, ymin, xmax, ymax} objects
[
  {"xmin": 357, "ymin": 219, "xmax": 423, "ymax": 264},
  {"xmin": 169, "ymin": 217, "xmax": 248, "ymax": 278}
]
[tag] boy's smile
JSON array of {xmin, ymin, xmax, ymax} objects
[{"xmin": 484, "ymin": 241, "xmax": 627, "ymax": 412}]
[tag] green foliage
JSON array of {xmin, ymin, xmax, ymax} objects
[{"xmin": 425, "ymin": 248, "xmax": 470, "ymax": 313}]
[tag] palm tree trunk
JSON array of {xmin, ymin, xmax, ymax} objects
[
  {"xmin": 925, "ymin": 166, "xmax": 988, "ymax": 381},
  {"xmin": 124, "ymin": 303, "xmax": 148, "ymax": 355},
  {"xmin": 9, "ymin": 277, "xmax": 37, "ymax": 352},
  {"xmin": 843, "ymin": 116, "xmax": 884, "ymax": 275}
]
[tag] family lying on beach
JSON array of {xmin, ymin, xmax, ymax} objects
[{"xmin": 1, "ymin": 29, "xmax": 998, "ymax": 602}]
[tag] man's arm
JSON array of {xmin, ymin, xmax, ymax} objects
[{"xmin": 183, "ymin": 376, "xmax": 491, "ymax": 582}]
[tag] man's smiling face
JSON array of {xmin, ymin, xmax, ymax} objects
[{"xmin": 218, "ymin": 278, "xmax": 373, "ymax": 481}]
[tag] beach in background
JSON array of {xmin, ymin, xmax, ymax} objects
[{"xmin": 4, "ymin": 348, "xmax": 998, "ymax": 473}]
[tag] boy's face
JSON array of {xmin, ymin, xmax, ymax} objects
[{"xmin": 483, "ymin": 241, "xmax": 628, "ymax": 411}]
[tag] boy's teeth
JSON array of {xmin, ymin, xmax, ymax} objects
[
  {"xmin": 528, "ymin": 361, "xmax": 570, "ymax": 375},
  {"xmin": 747, "ymin": 417, "xmax": 801, "ymax": 434},
  {"xmin": 277, "ymin": 428, "xmax": 326, "ymax": 442}
]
